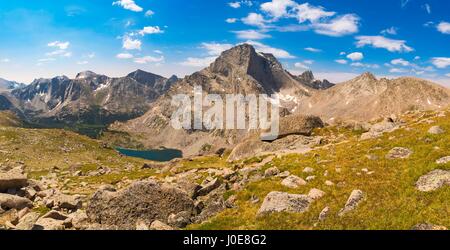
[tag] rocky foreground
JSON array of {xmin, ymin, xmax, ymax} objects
[{"xmin": 0, "ymin": 109, "xmax": 450, "ymax": 230}]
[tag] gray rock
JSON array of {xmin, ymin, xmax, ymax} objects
[
  {"xmin": 415, "ymin": 169, "xmax": 450, "ymax": 192},
  {"xmin": 281, "ymin": 175, "xmax": 306, "ymax": 188},
  {"xmin": 411, "ymin": 223, "xmax": 447, "ymax": 230},
  {"xmin": 87, "ymin": 180, "xmax": 194, "ymax": 229},
  {"xmin": 33, "ymin": 217, "xmax": 65, "ymax": 230},
  {"xmin": 197, "ymin": 178, "xmax": 221, "ymax": 197},
  {"xmin": 308, "ymin": 188, "xmax": 325, "ymax": 200},
  {"xmin": 150, "ymin": 220, "xmax": 175, "ymax": 230},
  {"xmin": 428, "ymin": 126, "xmax": 445, "ymax": 135},
  {"xmin": 318, "ymin": 206, "xmax": 330, "ymax": 221},
  {"xmin": 167, "ymin": 211, "xmax": 191, "ymax": 228},
  {"xmin": 68, "ymin": 210, "xmax": 89, "ymax": 230},
  {"xmin": 277, "ymin": 171, "xmax": 290, "ymax": 178},
  {"xmin": 42, "ymin": 210, "xmax": 68, "ymax": 220},
  {"xmin": 264, "ymin": 167, "xmax": 280, "ymax": 177},
  {"xmin": 338, "ymin": 190, "xmax": 364, "ymax": 216},
  {"xmin": 53, "ymin": 194, "xmax": 82, "ymax": 210},
  {"xmin": 436, "ymin": 156, "xmax": 450, "ymax": 165},
  {"xmin": 15, "ymin": 212, "xmax": 40, "ymax": 230},
  {"xmin": 386, "ymin": 147, "xmax": 413, "ymax": 159},
  {"xmin": 0, "ymin": 193, "xmax": 32, "ymax": 210},
  {"xmin": 257, "ymin": 191, "xmax": 311, "ymax": 216},
  {"xmin": 0, "ymin": 168, "xmax": 28, "ymax": 192},
  {"xmin": 303, "ymin": 167, "xmax": 315, "ymax": 173}
]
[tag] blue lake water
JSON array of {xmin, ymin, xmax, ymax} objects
[{"xmin": 116, "ymin": 147, "xmax": 183, "ymax": 162}]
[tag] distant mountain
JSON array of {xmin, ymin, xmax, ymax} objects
[
  {"xmin": 0, "ymin": 78, "xmax": 25, "ymax": 92},
  {"xmin": 109, "ymin": 44, "xmax": 314, "ymax": 156},
  {"xmin": 298, "ymin": 72, "xmax": 450, "ymax": 122},
  {"xmin": 293, "ymin": 70, "xmax": 334, "ymax": 90},
  {"xmin": 8, "ymin": 70, "xmax": 176, "ymax": 126}
]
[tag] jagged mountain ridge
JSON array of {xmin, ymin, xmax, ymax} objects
[
  {"xmin": 294, "ymin": 70, "xmax": 335, "ymax": 90},
  {"xmin": 6, "ymin": 70, "xmax": 177, "ymax": 125},
  {"xmin": 0, "ymin": 78, "xmax": 25, "ymax": 92}
]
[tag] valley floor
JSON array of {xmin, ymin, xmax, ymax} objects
[{"xmin": 0, "ymin": 109, "xmax": 449, "ymax": 230}]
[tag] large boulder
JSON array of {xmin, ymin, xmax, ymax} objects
[
  {"xmin": 360, "ymin": 119, "xmax": 398, "ymax": 140},
  {"xmin": 257, "ymin": 191, "xmax": 311, "ymax": 216},
  {"xmin": 273, "ymin": 114, "xmax": 324, "ymax": 139},
  {"xmin": 0, "ymin": 193, "xmax": 32, "ymax": 210},
  {"xmin": 86, "ymin": 180, "xmax": 195, "ymax": 229},
  {"xmin": 0, "ymin": 168, "xmax": 28, "ymax": 192},
  {"xmin": 15, "ymin": 212, "xmax": 40, "ymax": 230},
  {"xmin": 415, "ymin": 169, "xmax": 450, "ymax": 192},
  {"xmin": 281, "ymin": 175, "xmax": 306, "ymax": 188}
]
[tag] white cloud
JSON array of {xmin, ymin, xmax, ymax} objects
[
  {"xmin": 242, "ymin": 13, "xmax": 267, "ymax": 27},
  {"xmin": 38, "ymin": 58, "xmax": 56, "ymax": 62},
  {"xmin": 226, "ymin": 18, "xmax": 238, "ymax": 23},
  {"xmin": 335, "ymin": 59, "xmax": 348, "ymax": 64},
  {"xmin": 116, "ymin": 53, "xmax": 134, "ymax": 59},
  {"xmin": 145, "ymin": 10, "xmax": 155, "ymax": 17},
  {"xmin": 346, "ymin": 52, "xmax": 363, "ymax": 61},
  {"xmin": 314, "ymin": 72, "xmax": 359, "ymax": 83},
  {"xmin": 138, "ymin": 26, "xmax": 164, "ymax": 36},
  {"xmin": 294, "ymin": 62, "xmax": 309, "ymax": 69},
  {"xmin": 153, "ymin": 50, "xmax": 163, "ymax": 54},
  {"xmin": 260, "ymin": 0, "xmax": 296, "ymax": 19},
  {"xmin": 86, "ymin": 53, "xmax": 95, "ymax": 59},
  {"xmin": 1, "ymin": 58, "xmax": 10, "ymax": 63},
  {"xmin": 391, "ymin": 58, "xmax": 410, "ymax": 66},
  {"xmin": 423, "ymin": 4, "xmax": 431, "ymax": 14},
  {"xmin": 201, "ymin": 43, "xmax": 233, "ymax": 56},
  {"xmin": 294, "ymin": 3, "xmax": 336, "ymax": 23},
  {"xmin": 355, "ymin": 36, "xmax": 413, "ymax": 52},
  {"xmin": 303, "ymin": 60, "xmax": 314, "ymax": 65},
  {"xmin": 437, "ymin": 22, "xmax": 450, "ymax": 34},
  {"xmin": 381, "ymin": 27, "xmax": 398, "ymax": 35},
  {"xmin": 77, "ymin": 61, "xmax": 88, "ymax": 65},
  {"xmin": 181, "ymin": 57, "xmax": 216, "ymax": 67},
  {"xmin": 304, "ymin": 47, "xmax": 321, "ymax": 53},
  {"xmin": 48, "ymin": 41, "xmax": 70, "ymax": 50},
  {"xmin": 134, "ymin": 55, "xmax": 164, "ymax": 64},
  {"xmin": 389, "ymin": 68, "xmax": 408, "ymax": 73},
  {"xmin": 228, "ymin": 1, "xmax": 253, "ymax": 9},
  {"xmin": 339, "ymin": 52, "xmax": 346, "ymax": 55},
  {"xmin": 351, "ymin": 62, "xmax": 379, "ymax": 69},
  {"xmin": 122, "ymin": 36, "xmax": 141, "ymax": 50},
  {"xmin": 414, "ymin": 56, "xmax": 421, "ymax": 60},
  {"xmin": 431, "ymin": 57, "xmax": 450, "ymax": 68},
  {"xmin": 312, "ymin": 14, "xmax": 360, "ymax": 37},
  {"xmin": 112, "ymin": 0, "xmax": 143, "ymax": 12},
  {"xmin": 244, "ymin": 40, "xmax": 295, "ymax": 59},
  {"xmin": 401, "ymin": 0, "xmax": 410, "ymax": 8},
  {"xmin": 446, "ymin": 73, "xmax": 450, "ymax": 78},
  {"xmin": 234, "ymin": 30, "xmax": 271, "ymax": 40}
]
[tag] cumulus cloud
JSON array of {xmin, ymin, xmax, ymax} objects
[
  {"xmin": 134, "ymin": 55, "xmax": 164, "ymax": 64},
  {"xmin": 431, "ymin": 57, "xmax": 450, "ymax": 68},
  {"xmin": 294, "ymin": 62, "xmax": 309, "ymax": 69},
  {"xmin": 48, "ymin": 41, "xmax": 70, "ymax": 50},
  {"xmin": 346, "ymin": 52, "xmax": 363, "ymax": 61},
  {"xmin": 122, "ymin": 36, "xmax": 141, "ymax": 50},
  {"xmin": 391, "ymin": 58, "xmax": 410, "ymax": 66},
  {"xmin": 112, "ymin": 0, "xmax": 143, "ymax": 12},
  {"xmin": 229, "ymin": 1, "xmax": 253, "ymax": 9},
  {"xmin": 335, "ymin": 59, "xmax": 348, "ymax": 64},
  {"xmin": 242, "ymin": 13, "xmax": 268, "ymax": 27},
  {"xmin": 381, "ymin": 27, "xmax": 398, "ymax": 35},
  {"xmin": 294, "ymin": 3, "xmax": 335, "ymax": 23},
  {"xmin": 138, "ymin": 26, "xmax": 164, "ymax": 36},
  {"xmin": 226, "ymin": 18, "xmax": 238, "ymax": 23},
  {"xmin": 201, "ymin": 43, "xmax": 233, "ymax": 56},
  {"xmin": 244, "ymin": 40, "xmax": 295, "ymax": 59},
  {"xmin": 145, "ymin": 10, "xmax": 155, "ymax": 17},
  {"xmin": 355, "ymin": 36, "xmax": 413, "ymax": 52},
  {"xmin": 437, "ymin": 22, "xmax": 450, "ymax": 34},
  {"xmin": 234, "ymin": 30, "xmax": 271, "ymax": 40},
  {"xmin": 116, "ymin": 53, "xmax": 134, "ymax": 59},
  {"xmin": 181, "ymin": 56, "xmax": 217, "ymax": 67},
  {"xmin": 260, "ymin": 0, "xmax": 296, "ymax": 19},
  {"xmin": 312, "ymin": 14, "xmax": 360, "ymax": 37}
]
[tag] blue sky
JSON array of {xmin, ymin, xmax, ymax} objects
[{"xmin": 0, "ymin": 0, "xmax": 449, "ymax": 85}]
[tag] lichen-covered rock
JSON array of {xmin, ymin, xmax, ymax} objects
[
  {"xmin": 338, "ymin": 190, "xmax": 364, "ymax": 216},
  {"xmin": 87, "ymin": 180, "xmax": 194, "ymax": 229},
  {"xmin": 411, "ymin": 223, "xmax": 447, "ymax": 230},
  {"xmin": 415, "ymin": 169, "xmax": 450, "ymax": 192},
  {"xmin": 436, "ymin": 156, "xmax": 450, "ymax": 165},
  {"xmin": 274, "ymin": 114, "xmax": 324, "ymax": 139},
  {"xmin": 428, "ymin": 126, "xmax": 445, "ymax": 135},
  {"xmin": 150, "ymin": 220, "xmax": 175, "ymax": 230},
  {"xmin": 308, "ymin": 188, "xmax": 325, "ymax": 200},
  {"xmin": 386, "ymin": 147, "xmax": 413, "ymax": 159},
  {"xmin": 264, "ymin": 167, "xmax": 280, "ymax": 177},
  {"xmin": 0, "ymin": 168, "xmax": 28, "ymax": 192},
  {"xmin": 257, "ymin": 191, "xmax": 311, "ymax": 216},
  {"xmin": 281, "ymin": 175, "xmax": 306, "ymax": 188}
]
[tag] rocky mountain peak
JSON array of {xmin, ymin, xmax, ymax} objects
[
  {"xmin": 75, "ymin": 71, "xmax": 99, "ymax": 79},
  {"xmin": 356, "ymin": 72, "xmax": 377, "ymax": 82},
  {"xmin": 299, "ymin": 71, "xmax": 315, "ymax": 83}
]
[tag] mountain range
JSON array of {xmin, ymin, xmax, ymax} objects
[{"xmin": 1, "ymin": 44, "xmax": 449, "ymax": 154}]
